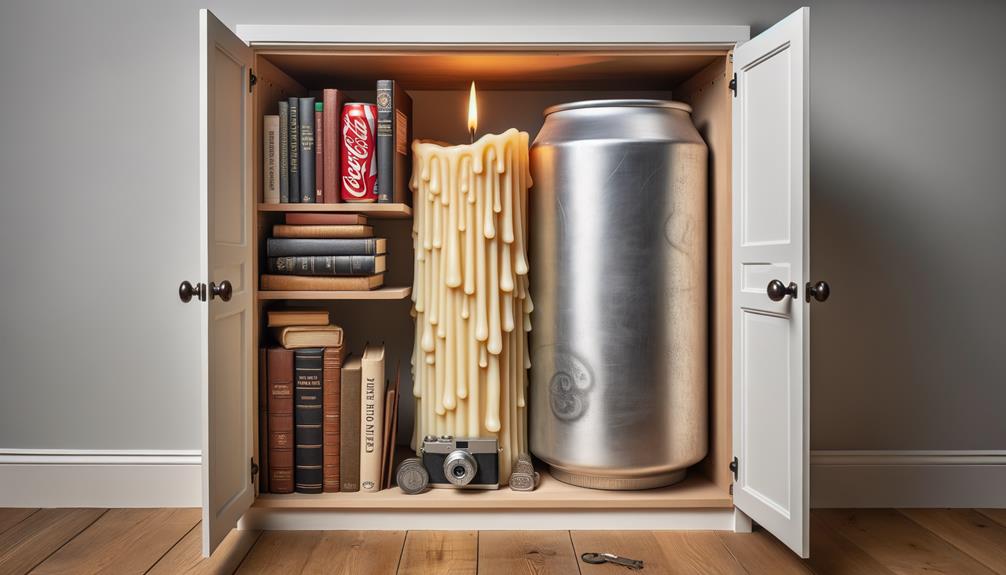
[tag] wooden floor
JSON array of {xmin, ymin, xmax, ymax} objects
[{"xmin": 2, "ymin": 508, "xmax": 1006, "ymax": 574}]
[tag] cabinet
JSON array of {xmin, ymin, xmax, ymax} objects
[{"xmin": 196, "ymin": 7, "xmax": 813, "ymax": 558}]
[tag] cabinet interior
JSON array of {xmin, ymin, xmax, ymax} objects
[{"xmin": 249, "ymin": 48, "xmax": 734, "ymax": 509}]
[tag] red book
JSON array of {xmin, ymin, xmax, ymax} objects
[
  {"xmin": 315, "ymin": 105, "xmax": 324, "ymax": 201},
  {"xmin": 323, "ymin": 346, "xmax": 344, "ymax": 492},
  {"xmin": 267, "ymin": 348, "xmax": 295, "ymax": 494},
  {"xmin": 322, "ymin": 89, "xmax": 345, "ymax": 203},
  {"xmin": 285, "ymin": 212, "xmax": 368, "ymax": 226}
]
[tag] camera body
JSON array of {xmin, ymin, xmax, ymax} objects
[{"xmin": 421, "ymin": 435, "xmax": 500, "ymax": 490}]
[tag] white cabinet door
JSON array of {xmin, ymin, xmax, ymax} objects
[
  {"xmin": 199, "ymin": 8, "xmax": 255, "ymax": 557},
  {"xmin": 731, "ymin": 7, "xmax": 812, "ymax": 558}
]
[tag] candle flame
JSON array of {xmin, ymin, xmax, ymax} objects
[{"xmin": 467, "ymin": 81, "xmax": 478, "ymax": 139}]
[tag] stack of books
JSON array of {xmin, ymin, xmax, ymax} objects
[
  {"xmin": 261, "ymin": 81, "xmax": 412, "ymax": 205},
  {"xmin": 260, "ymin": 309, "xmax": 400, "ymax": 494},
  {"xmin": 261, "ymin": 213, "xmax": 387, "ymax": 291}
]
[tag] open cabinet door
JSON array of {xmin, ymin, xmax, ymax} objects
[
  {"xmin": 731, "ymin": 7, "xmax": 811, "ymax": 558},
  {"xmin": 199, "ymin": 9, "xmax": 255, "ymax": 557}
]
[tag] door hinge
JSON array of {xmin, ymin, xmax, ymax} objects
[
  {"xmin": 729, "ymin": 73, "xmax": 737, "ymax": 97},
  {"xmin": 250, "ymin": 458, "xmax": 259, "ymax": 484},
  {"xmin": 249, "ymin": 69, "xmax": 257, "ymax": 93},
  {"xmin": 730, "ymin": 456, "xmax": 739, "ymax": 481}
]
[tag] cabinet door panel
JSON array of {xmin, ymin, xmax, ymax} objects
[
  {"xmin": 199, "ymin": 8, "xmax": 255, "ymax": 557},
  {"xmin": 732, "ymin": 6, "xmax": 811, "ymax": 558}
]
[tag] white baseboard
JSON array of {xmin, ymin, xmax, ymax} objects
[
  {"xmin": 811, "ymin": 450, "xmax": 1006, "ymax": 508},
  {"xmin": 239, "ymin": 507, "xmax": 739, "ymax": 531},
  {"xmin": 0, "ymin": 449, "xmax": 201, "ymax": 508}
]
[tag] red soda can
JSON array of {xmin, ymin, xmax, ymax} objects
[{"xmin": 341, "ymin": 103, "xmax": 378, "ymax": 202}]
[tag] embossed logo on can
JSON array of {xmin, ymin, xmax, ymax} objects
[{"xmin": 548, "ymin": 351, "xmax": 592, "ymax": 421}]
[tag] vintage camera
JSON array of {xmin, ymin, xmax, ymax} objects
[{"xmin": 421, "ymin": 435, "xmax": 500, "ymax": 489}]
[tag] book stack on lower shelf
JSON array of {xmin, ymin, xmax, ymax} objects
[
  {"xmin": 262, "ymin": 213, "xmax": 387, "ymax": 292},
  {"xmin": 260, "ymin": 308, "xmax": 400, "ymax": 495}
]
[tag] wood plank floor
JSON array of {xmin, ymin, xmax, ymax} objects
[{"xmin": 0, "ymin": 508, "xmax": 1004, "ymax": 574}]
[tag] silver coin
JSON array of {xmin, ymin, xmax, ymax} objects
[{"xmin": 396, "ymin": 457, "xmax": 429, "ymax": 495}]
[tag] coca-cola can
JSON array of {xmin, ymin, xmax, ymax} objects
[{"xmin": 341, "ymin": 102, "xmax": 378, "ymax": 202}]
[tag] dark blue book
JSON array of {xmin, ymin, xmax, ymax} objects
[
  {"xmin": 298, "ymin": 97, "xmax": 316, "ymax": 203},
  {"xmin": 294, "ymin": 348, "xmax": 324, "ymax": 494},
  {"xmin": 287, "ymin": 97, "xmax": 301, "ymax": 203}
]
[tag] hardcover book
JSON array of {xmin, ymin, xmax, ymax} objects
[
  {"xmin": 360, "ymin": 344, "xmax": 386, "ymax": 492},
  {"xmin": 315, "ymin": 102, "xmax": 324, "ymax": 202},
  {"xmin": 266, "ymin": 308, "xmax": 330, "ymax": 327},
  {"xmin": 285, "ymin": 213, "xmax": 367, "ymax": 226},
  {"xmin": 258, "ymin": 348, "xmax": 269, "ymax": 493},
  {"xmin": 266, "ymin": 238, "xmax": 387, "ymax": 257},
  {"xmin": 263, "ymin": 115, "xmax": 280, "ymax": 204},
  {"xmin": 294, "ymin": 348, "xmax": 324, "ymax": 494},
  {"xmin": 340, "ymin": 356, "xmax": 362, "ymax": 492},
  {"xmin": 384, "ymin": 365, "xmax": 401, "ymax": 489},
  {"xmin": 298, "ymin": 97, "xmax": 316, "ymax": 202},
  {"xmin": 261, "ymin": 274, "xmax": 384, "ymax": 292},
  {"xmin": 278, "ymin": 102, "xmax": 289, "ymax": 203},
  {"xmin": 272, "ymin": 224, "xmax": 374, "ymax": 239},
  {"xmin": 267, "ymin": 255, "xmax": 386, "ymax": 277},
  {"xmin": 375, "ymin": 80, "xmax": 413, "ymax": 204},
  {"xmin": 323, "ymin": 346, "xmax": 344, "ymax": 492},
  {"xmin": 273, "ymin": 324, "xmax": 344, "ymax": 349},
  {"xmin": 266, "ymin": 347, "xmax": 295, "ymax": 493},
  {"xmin": 322, "ymin": 89, "xmax": 345, "ymax": 203},
  {"xmin": 287, "ymin": 97, "xmax": 300, "ymax": 203}
]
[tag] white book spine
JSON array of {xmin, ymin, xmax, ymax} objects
[
  {"xmin": 359, "ymin": 347, "xmax": 385, "ymax": 492},
  {"xmin": 263, "ymin": 115, "xmax": 281, "ymax": 203}
]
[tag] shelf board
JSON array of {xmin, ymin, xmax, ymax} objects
[
  {"xmin": 253, "ymin": 470, "xmax": 731, "ymax": 510},
  {"xmin": 258, "ymin": 203, "xmax": 412, "ymax": 218},
  {"xmin": 257, "ymin": 286, "xmax": 412, "ymax": 301}
]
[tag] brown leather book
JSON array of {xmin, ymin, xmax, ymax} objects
[
  {"xmin": 340, "ymin": 356, "xmax": 362, "ymax": 492},
  {"xmin": 266, "ymin": 308, "xmax": 330, "ymax": 327},
  {"xmin": 267, "ymin": 347, "xmax": 295, "ymax": 493},
  {"xmin": 272, "ymin": 224, "xmax": 374, "ymax": 239},
  {"xmin": 285, "ymin": 213, "xmax": 367, "ymax": 225},
  {"xmin": 261, "ymin": 274, "xmax": 384, "ymax": 292},
  {"xmin": 315, "ymin": 105, "xmax": 324, "ymax": 201},
  {"xmin": 323, "ymin": 346, "xmax": 344, "ymax": 492},
  {"xmin": 273, "ymin": 324, "xmax": 344, "ymax": 349},
  {"xmin": 258, "ymin": 348, "xmax": 269, "ymax": 494},
  {"xmin": 322, "ymin": 89, "xmax": 345, "ymax": 203}
]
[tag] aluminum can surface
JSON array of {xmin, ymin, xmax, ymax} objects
[
  {"xmin": 341, "ymin": 103, "xmax": 378, "ymax": 202},
  {"xmin": 529, "ymin": 100, "xmax": 708, "ymax": 490}
]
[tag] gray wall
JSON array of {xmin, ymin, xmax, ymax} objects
[{"xmin": 0, "ymin": 0, "xmax": 1003, "ymax": 451}]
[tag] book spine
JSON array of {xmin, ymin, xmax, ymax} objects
[
  {"xmin": 278, "ymin": 102, "xmax": 289, "ymax": 203},
  {"xmin": 315, "ymin": 102, "xmax": 324, "ymax": 202},
  {"xmin": 266, "ymin": 238, "xmax": 380, "ymax": 257},
  {"xmin": 299, "ymin": 97, "xmax": 316, "ymax": 203},
  {"xmin": 267, "ymin": 348, "xmax": 294, "ymax": 493},
  {"xmin": 260, "ymin": 274, "xmax": 383, "ymax": 291},
  {"xmin": 285, "ymin": 213, "xmax": 366, "ymax": 226},
  {"xmin": 288, "ymin": 97, "xmax": 301, "ymax": 203},
  {"xmin": 340, "ymin": 362, "xmax": 362, "ymax": 492},
  {"xmin": 360, "ymin": 350, "xmax": 385, "ymax": 492},
  {"xmin": 258, "ymin": 348, "xmax": 269, "ymax": 494},
  {"xmin": 376, "ymin": 80, "xmax": 394, "ymax": 203},
  {"xmin": 294, "ymin": 348, "xmax": 324, "ymax": 494},
  {"xmin": 267, "ymin": 255, "xmax": 380, "ymax": 276},
  {"xmin": 263, "ymin": 116, "xmax": 280, "ymax": 204},
  {"xmin": 322, "ymin": 89, "xmax": 343, "ymax": 203},
  {"xmin": 323, "ymin": 347, "xmax": 343, "ymax": 492}
]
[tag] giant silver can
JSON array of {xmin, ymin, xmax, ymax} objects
[{"xmin": 529, "ymin": 100, "xmax": 708, "ymax": 490}]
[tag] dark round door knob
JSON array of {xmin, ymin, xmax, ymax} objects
[
  {"xmin": 179, "ymin": 281, "xmax": 203, "ymax": 303},
  {"xmin": 209, "ymin": 280, "xmax": 233, "ymax": 302},
  {"xmin": 767, "ymin": 279, "xmax": 799, "ymax": 302},
  {"xmin": 806, "ymin": 281, "xmax": 831, "ymax": 302}
]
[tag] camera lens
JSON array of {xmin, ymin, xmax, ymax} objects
[{"xmin": 443, "ymin": 450, "xmax": 478, "ymax": 487}]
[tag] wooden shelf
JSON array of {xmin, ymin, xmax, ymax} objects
[
  {"xmin": 257, "ymin": 286, "xmax": 412, "ymax": 301},
  {"xmin": 253, "ymin": 470, "xmax": 731, "ymax": 510},
  {"xmin": 257, "ymin": 203, "xmax": 412, "ymax": 218}
]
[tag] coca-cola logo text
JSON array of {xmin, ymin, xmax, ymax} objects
[{"xmin": 342, "ymin": 115, "xmax": 371, "ymax": 198}]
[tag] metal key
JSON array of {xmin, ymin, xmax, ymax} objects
[{"xmin": 581, "ymin": 552, "xmax": 645, "ymax": 570}]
